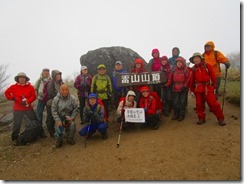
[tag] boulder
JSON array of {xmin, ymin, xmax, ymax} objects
[{"xmin": 80, "ymin": 46, "xmax": 147, "ymax": 78}]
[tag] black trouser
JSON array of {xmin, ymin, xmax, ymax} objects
[
  {"xmin": 102, "ymin": 99, "xmax": 109, "ymax": 119},
  {"xmin": 78, "ymin": 96, "xmax": 86, "ymax": 121},
  {"xmin": 12, "ymin": 110, "xmax": 36, "ymax": 141},
  {"xmin": 46, "ymin": 105, "xmax": 55, "ymax": 136},
  {"xmin": 173, "ymin": 89, "xmax": 188, "ymax": 118},
  {"xmin": 162, "ymin": 86, "xmax": 173, "ymax": 113},
  {"xmin": 153, "ymin": 84, "xmax": 161, "ymax": 99},
  {"xmin": 146, "ymin": 114, "xmax": 159, "ymax": 126},
  {"xmin": 114, "ymin": 91, "xmax": 123, "ymax": 108}
]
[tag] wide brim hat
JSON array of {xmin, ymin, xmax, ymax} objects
[
  {"xmin": 189, "ymin": 52, "xmax": 204, "ymax": 63},
  {"xmin": 14, "ymin": 72, "xmax": 30, "ymax": 82}
]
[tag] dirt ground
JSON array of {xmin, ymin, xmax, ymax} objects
[{"xmin": 0, "ymin": 94, "xmax": 240, "ymax": 181}]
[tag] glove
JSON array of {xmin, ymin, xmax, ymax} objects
[
  {"xmin": 117, "ymin": 116, "xmax": 122, "ymax": 123},
  {"xmin": 11, "ymin": 97, "xmax": 16, "ymax": 101},
  {"xmin": 144, "ymin": 108, "xmax": 148, "ymax": 112},
  {"xmin": 21, "ymin": 101, "xmax": 27, "ymax": 106},
  {"xmin": 181, "ymin": 86, "xmax": 188, "ymax": 92},
  {"xmin": 121, "ymin": 108, "xmax": 125, "ymax": 116},
  {"xmin": 86, "ymin": 111, "xmax": 93, "ymax": 118},
  {"xmin": 225, "ymin": 62, "xmax": 231, "ymax": 69}
]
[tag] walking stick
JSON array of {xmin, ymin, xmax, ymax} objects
[
  {"xmin": 117, "ymin": 116, "xmax": 124, "ymax": 148},
  {"xmin": 221, "ymin": 68, "xmax": 228, "ymax": 112}
]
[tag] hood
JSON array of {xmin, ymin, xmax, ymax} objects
[
  {"xmin": 126, "ymin": 90, "xmax": 136, "ymax": 99},
  {"xmin": 151, "ymin": 48, "xmax": 160, "ymax": 57},
  {"xmin": 204, "ymin": 41, "xmax": 215, "ymax": 50},
  {"xmin": 51, "ymin": 70, "xmax": 62, "ymax": 81},
  {"xmin": 175, "ymin": 57, "xmax": 186, "ymax": 66},
  {"xmin": 172, "ymin": 47, "xmax": 180, "ymax": 57}
]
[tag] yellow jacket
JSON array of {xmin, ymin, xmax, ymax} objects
[{"xmin": 203, "ymin": 41, "xmax": 229, "ymax": 77}]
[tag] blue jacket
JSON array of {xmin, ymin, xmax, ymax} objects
[{"xmin": 112, "ymin": 69, "xmax": 127, "ymax": 92}]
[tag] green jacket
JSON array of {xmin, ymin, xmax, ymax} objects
[{"xmin": 91, "ymin": 74, "xmax": 113, "ymax": 100}]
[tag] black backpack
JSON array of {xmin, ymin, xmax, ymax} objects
[{"xmin": 18, "ymin": 120, "xmax": 42, "ymax": 145}]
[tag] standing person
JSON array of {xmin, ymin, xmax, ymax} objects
[
  {"xmin": 139, "ymin": 86, "xmax": 160, "ymax": 130},
  {"xmin": 79, "ymin": 93, "xmax": 108, "ymax": 140},
  {"xmin": 45, "ymin": 70, "xmax": 63, "ymax": 137},
  {"xmin": 189, "ymin": 52, "xmax": 226, "ymax": 126},
  {"xmin": 74, "ymin": 66, "xmax": 93, "ymax": 124},
  {"xmin": 34, "ymin": 68, "xmax": 51, "ymax": 138},
  {"xmin": 147, "ymin": 48, "xmax": 162, "ymax": 97},
  {"xmin": 160, "ymin": 56, "xmax": 174, "ymax": 116},
  {"xmin": 91, "ymin": 64, "xmax": 112, "ymax": 121},
  {"xmin": 202, "ymin": 41, "xmax": 231, "ymax": 98},
  {"xmin": 112, "ymin": 61, "xmax": 128, "ymax": 107},
  {"xmin": 4, "ymin": 72, "xmax": 37, "ymax": 145},
  {"xmin": 131, "ymin": 58, "xmax": 146, "ymax": 105},
  {"xmin": 169, "ymin": 47, "xmax": 182, "ymax": 67},
  {"xmin": 52, "ymin": 84, "xmax": 78, "ymax": 148},
  {"xmin": 166, "ymin": 57, "xmax": 190, "ymax": 121}
]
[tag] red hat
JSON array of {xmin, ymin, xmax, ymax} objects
[
  {"xmin": 135, "ymin": 58, "xmax": 143, "ymax": 64},
  {"xmin": 161, "ymin": 56, "xmax": 168, "ymax": 61},
  {"xmin": 140, "ymin": 86, "xmax": 150, "ymax": 92}
]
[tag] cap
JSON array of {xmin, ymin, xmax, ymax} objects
[
  {"xmin": 97, "ymin": 64, "xmax": 106, "ymax": 70},
  {"xmin": 140, "ymin": 86, "xmax": 150, "ymax": 92},
  {"xmin": 115, "ymin": 61, "xmax": 122, "ymax": 65},
  {"xmin": 81, "ymin": 66, "xmax": 88, "ymax": 71},
  {"xmin": 88, "ymin": 93, "xmax": 97, "ymax": 99}
]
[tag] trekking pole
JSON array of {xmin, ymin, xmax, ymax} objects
[
  {"xmin": 84, "ymin": 119, "xmax": 91, "ymax": 148},
  {"xmin": 221, "ymin": 68, "xmax": 228, "ymax": 112},
  {"xmin": 117, "ymin": 117, "xmax": 124, "ymax": 148}
]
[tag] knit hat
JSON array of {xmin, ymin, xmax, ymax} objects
[
  {"xmin": 161, "ymin": 56, "xmax": 169, "ymax": 61},
  {"xmin": 189, "ymin": 52, "xmax": 204, "ymax": 63},
  {"xmin": 81, "ymin": 66, "xmax": 88, "ymax": 71},
  {"xmin": 42, "ymin": 68, "xmax": 50, "ymax": 72},
  {"xmin": 140, "ymin": 86, "xmax": 150, "ymax": 92},
  {"xmin": 88, "ymin": 93, "xmax": 97, "ymax": 99},
  {"xmin": 134, "ymin": 58, "xmax": 143, "ymax": 64},
  {"xmin": 115, "ymin": 61, "xmax": 122, "ymax": 65},
  {"xmin": 97, "ymin": 64, "xmax": 106, "ymax": 70}
]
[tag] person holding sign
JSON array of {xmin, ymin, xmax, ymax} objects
[
  {"xmin": 116, "ymin": 90, "xmax": 137, "ymax": 129},
  {"xmin": 139, "ymin": 86, "xmax": 160, "ymax": 130}
]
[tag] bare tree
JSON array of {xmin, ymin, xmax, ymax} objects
[
  {"xmin": 227, "ymin": 52, "xmax": 240, "ymax": 69},
  {"xmin": 0, "ymin": 64, "xmax": 10, "ymax": 94}
]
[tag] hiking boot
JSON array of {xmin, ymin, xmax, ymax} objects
[
  {"xmin": 219, "ymin": 120, "xmax": 226, "ymax": 126},
  {"xmin": 102, "ymin": 132, "xmax": 108, "ymax": 140},
  {"xmin": 55, "ymin": 140, "xmax": 63, "ymax": 148},
  {"xmin": 197, "ymin": 119, "xmax": 206, "ymax": 125},
  {"xmin": 40, "ymin": 132, "xmax": 47, "ymax": 138},
  {"xmin": 67, "ymin": 139, "xmax": 75, "ymax": 145},
  {"xmin": 163, "ymin": 112, "xmax": 169, "ymax": 117},
  {"xmin": 172, "ymin": 115, "xmax": 178, "ymax": 120},
  {"xmin": 178, "ymin": 116, "xmax": 184, "ymax": 121},
  {"xmin": 152, "ymin": 123, "xmax": 159, "ymax": 130},
  {"xmin": 12, "ymin": 139, "xmax": 19, "ymax": 146}
]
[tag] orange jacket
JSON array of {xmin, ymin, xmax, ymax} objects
[{"xmin": 203, "ymin": 41, "xmax": 229, "ymax": 77}]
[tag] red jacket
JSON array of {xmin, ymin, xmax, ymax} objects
[
  {"xmin": 189, "ymin": 62, "xmax": 216, "ymax": 93},
  {"xmin": 139, "ymin": 93, "xmax": 157, "ymax": 115},
  {"xmin": 166, "ymin": 66, "xmax": 190, "ymax": 92},
  {"xmin": 4, "ymin": 82, "xmax": 36, "ymax": 111}
]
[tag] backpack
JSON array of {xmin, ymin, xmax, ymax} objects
[
  {"xmin": 18, "ymin": 120, "xmax": 42, "ymax": 145},
  {"xmin": 97, "ymin": 98, "xmax": 108, "ymax": 122},
  {"xmin": 149, "ymin": 92, "xmax": 163, "ymax": 115},
  {"xmin": 42, "ymin": 81, "xmax": 50, "ymax": 103}
]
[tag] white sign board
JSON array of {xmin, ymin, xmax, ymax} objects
[{"xmin": 124, "ymin": 108, "xmax": 145, "ymax": 123}]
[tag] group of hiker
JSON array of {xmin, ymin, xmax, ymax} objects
[{"xmin": 4, "ymin": 41, "xmax": 231, "ymax": 148}]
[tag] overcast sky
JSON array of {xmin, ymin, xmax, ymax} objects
[{"xmin": 0, "ymin": 0, "xmax": 240, "ymax": 85}]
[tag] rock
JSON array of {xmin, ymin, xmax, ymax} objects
[
  {"xmin": 0, "ymin": 112, "xmax": 13, "ymax": 126},
  {"xmin": 80, "ymin": 46, "xmax": 146, "ymax": 78}
]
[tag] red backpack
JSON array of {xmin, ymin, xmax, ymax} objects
[
  {"xmin": 97, "ymin": 98, "xmax": 108, "ymax": 123},
  {"xmin": 149, "ymin": 92, "xmax": 163, "ymax": 115}
]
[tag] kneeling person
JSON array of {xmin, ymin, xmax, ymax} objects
[
  {"xmin": 139, "ymin": 86, "xmax": 160, "ymax": 130},
  {"xmin": 79, "ymin": 93, "xmax": 108, "ymax": 140},
  {"xmin": 116, "ymin": 90, "xmax": 137, "ymax": 129},
  {"xmin": 52, "ymin": 84, "xmax": 78, "ymax": 148}
]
